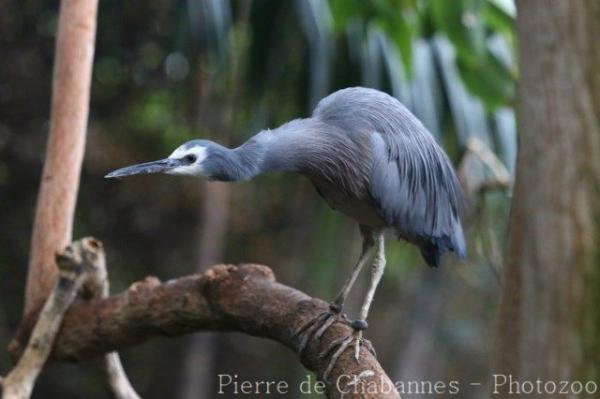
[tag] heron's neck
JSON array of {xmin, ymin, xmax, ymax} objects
[
  {"xmin": 201, "ymin": 142, "xmax": 263, "ymax": 182},
  {"xmin": 206, "ymin": 118, "xmax": 323, "ymax": 181},
  {"xmin": 202, "ymin": 135, "xmax": 279, "ymax": 181}
]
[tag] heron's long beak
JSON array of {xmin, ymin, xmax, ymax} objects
[{"xmin": 105, "ymin": 158, "xmax": 182, "ymax": 178}]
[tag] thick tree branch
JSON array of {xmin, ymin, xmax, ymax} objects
[{"xmin": 10, "ymin": 264, "xmax": 400, "ymax": 399}]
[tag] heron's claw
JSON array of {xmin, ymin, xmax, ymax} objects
[
  {"xmin": 294, "ymin": 306, "xmax": 350, "ymax": 357},
  {"xmin": 294, "ymin": 308, "xmax": 376, "ymax": 383},
  {"xmin": 321, "ymin": 329, "xmax": 376, "ymax": 382}
]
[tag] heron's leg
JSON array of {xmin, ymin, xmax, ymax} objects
[
  {"xmin": 321, "ymin": 232, "xmax": 385, "ymax": 376},
  {"xmin": 305, "ymin": 232, "xmax": 383, "ymax": 382},
  {"xmin": 353, "ymin": 231, "xmax": 386, "ymax": 359},
  {"xmin": 330, "ymin": 232, "xmax": 376, "ymax": 313},
  {"xmin": 294, "ymin": 229, "xmax": 375, "ymax": 357}
]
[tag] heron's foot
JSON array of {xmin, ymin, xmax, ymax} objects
[
  {"xmin": 295, "ymin": 303, "xmax": 351, "ymax": 357},
  {"xmin": 320, "ymin": 320, "xmax": 376, "ymax": 382}
]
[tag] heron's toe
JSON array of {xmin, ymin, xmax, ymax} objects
[
  {"xmin": 295, "ymin": 309, "xmax": 350, "ymax": 358},
  {"xmin": 320, "ymin": 329, "xmax": 376, "ymax": 382}
]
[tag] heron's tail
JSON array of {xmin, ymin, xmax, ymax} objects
[{"xmin": 419, "ymin": 220, "xmax": 467, "ymax": 268}]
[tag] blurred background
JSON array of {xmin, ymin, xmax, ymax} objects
[{"xmin": 0, "ymin": 0, "xmax": 516, "ymax": 397}]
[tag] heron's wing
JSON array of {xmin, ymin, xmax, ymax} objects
[
  {"xmin": 313, "ymin": 87, "xmax": 466, "ymax": 266},
  {"xmin": 369, "ymin": 131, "xmax": 466, "ymax": 267}
]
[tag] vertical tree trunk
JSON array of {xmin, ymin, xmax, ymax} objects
[
  {"xmin": 24, "ymin": 0, "xmax": 98, "ymax": 315},
  {"xmin": 495, "ymin": 0, "xmax": 600, "ymax": 391}
]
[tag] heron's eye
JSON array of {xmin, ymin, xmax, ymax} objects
[{"xmin": 184, "ymin": 154, "xmax": 197, "ymax": 164}]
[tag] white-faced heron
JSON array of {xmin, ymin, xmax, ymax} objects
[{"xmin": 106, "ymin": 87, "xmax": 466, "ymax": 377}]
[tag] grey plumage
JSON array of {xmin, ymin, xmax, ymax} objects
[
  {"xmin": 311, "ymin": 88, "xmax": 466, "ymax": 266},
  {"xmin": 106, "ymin": 87, "xmax": 466, "ymax": 267},
  {"xmin": 106, "ymin": 87, "xmax": 467, "ymax": 367},
  {"xmin": 252, "ymin": 87, "xmax": 465, "ymax": 266}
]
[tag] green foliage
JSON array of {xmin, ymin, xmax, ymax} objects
[
  {"xmin": 430, "ymin": 0, "xmax": 515, "ymax": 109},
  {"xmin": 483, "ymin": 0, "xmax": 515, "ymax": 37},
  {"xmin": 329, "ymin": 0, "xmax": 418, "ymax": 74},
  {"xmin": 430, "ymin": 0, "xmax": 485, "ymax": 61},
  {"xmin": 329, "ymin": 0, "xmax": 516, "ymax": 110},
  {"xmin": 456, "ymin": 50, "xmax": 514, "ymax": 110}
]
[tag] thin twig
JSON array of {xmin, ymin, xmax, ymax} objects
[
  {"xmin": 78, "ymin": 240, "xmax": 140, "ymax": 399},
  {"xmin": 466, "ymin": 137, "xmax": 512, "ymax": 187},
  {"xmin": 102, "ymin": 354, "xmax": 139, "ymax": 399}
]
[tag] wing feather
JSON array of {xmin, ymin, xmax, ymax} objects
[{"xmin": 315, "ymin": 87, "xmax": 466, "ymax": 266}]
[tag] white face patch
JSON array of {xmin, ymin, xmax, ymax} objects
[{"xmin": 166, "ymin": 145, "xmax": 208, "ymax": 177}]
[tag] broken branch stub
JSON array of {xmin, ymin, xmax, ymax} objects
[{"xmin": 3, "ymin": 238, "xmax": 102, "ymax": 399}]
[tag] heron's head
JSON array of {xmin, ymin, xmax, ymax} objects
[{"xmin": 105, "ymin": 140, "xmax": 216, "ymax": 179}]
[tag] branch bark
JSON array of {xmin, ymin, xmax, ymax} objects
[
  {"xmin": 24, "ymin": 0, "xmax": 98, "ymax": 315},
  {"xmin": 3, "ymin": 239, "xmax": 101, "ymax": 399},
  {"xmin": 10, "ymin": 264, "xmax": 400, "ymax": 399}
]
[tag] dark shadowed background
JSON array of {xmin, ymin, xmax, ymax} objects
[{"xmin": 0, "ymin": 0, "xmax": 516, "ymax": 397}]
